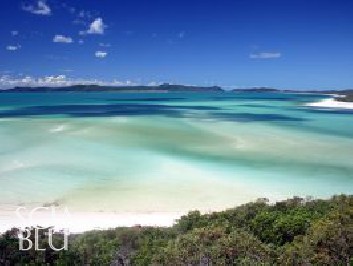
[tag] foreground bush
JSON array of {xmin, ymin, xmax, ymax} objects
[{"xmin": 0, "ymin": 195, "xmax": 352, "ymax": 265}]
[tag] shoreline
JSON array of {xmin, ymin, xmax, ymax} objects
[
  {"xmin": 305, "ymin": 96, "xmax": 353, "ymax": 110},
  {"xmin": 0, "ymin": 211, "xmax": 184, "ymax": 233},
  {"xmin": 0, "ymin": 192, "xmax": 344, "ymax": 234}
]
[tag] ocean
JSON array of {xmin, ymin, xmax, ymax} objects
[{"xmin": 0, "ymin": 92, "xmax": 353, "ymax": 230}]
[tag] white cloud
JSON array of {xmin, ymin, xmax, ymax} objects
[
  {"xmin": 6, "ymin": 45, "xmax": 21, "ymax": 51},
  {"xmin": 21, "ymin": 76, "xmax": 35, "ymax": 83},
  {"xmin": 249, "ymin": 52, "xmax": 281, "ymax": 59},
  {"xmin": 95, "ymin": 51, "xmax": 107, "ymax": 58},
  {"xmin": 22, "ymin": 1, "xmax": 51, "ymax": 16},
  {"xmin": 86, "ymin": 18, "xmax": 105, "ymax": 34},
  {"xmin": 0, "ymin": 75, "xmax": 69, "ymax": 87},
  {"xmin": 99, "ymin": 43, "xmax": 111, "ymax": 47},
  {"xmin": 38, "ymin": 75, "xmax": 67, "ymax": 84},
  {"xmin": 11, "ymin": 31, "xmax": 19, "ymax": 36},
  {"xmin": 53, "ymin": 35, "xmax": 73, "ymax": 43}
]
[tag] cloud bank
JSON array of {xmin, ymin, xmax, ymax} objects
[{"xmin": 0, "ymin": 75, "xmax": 137, "ymax": 89}]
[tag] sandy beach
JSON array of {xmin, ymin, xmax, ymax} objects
[{"xmin": 0, "ymin": 209, "xmax": 183, "ymax": 233}]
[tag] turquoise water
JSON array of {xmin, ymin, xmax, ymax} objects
[{"xmin": 0, "ymin": 92, "xmax": 353, "ymax": 218}]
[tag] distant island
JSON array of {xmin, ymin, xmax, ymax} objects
[
  {"xmin": 241, "ymin": 88, "xmax": 353, "ymax": 103},
  {"xmin": 336, "ymin": 91, "xmax": 353, "ymax": 102},
  {"xmin": 231, "ymin": 87, "xmax": 279, "ymax": 93},
  {"xmin": 2, "ymin": 84, "xmax": 353, "ymax": 103},
  {"xmin": 1, "ymin": 83, "xmax": 223, "ymax": 93}
]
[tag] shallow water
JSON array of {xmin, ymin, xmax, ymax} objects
[{"xmin": 0, "ymin": 92, "xmax": 353, "ymax": 229}]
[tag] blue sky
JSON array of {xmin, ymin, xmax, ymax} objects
[{"xmin": 1, "ymin": 0, "xmax": 353, "ymax": 89}]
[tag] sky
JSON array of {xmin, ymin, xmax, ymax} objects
[{"xmin": 1, "ymin": 0, "xmax": 353, "ymax": 89}]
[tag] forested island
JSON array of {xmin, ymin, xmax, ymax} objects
[
  {"xmin": 1, "ymin": 84, "xmax": 223, "ymax": 93},
  {"xmin": 336, "ymin": 91, "xmax": 353, "ymax": 102},
  {"xmin": 1, "ymin": 195, "xmax": 352, "ymax": 265},
  {"xmin": 2, "ymin": 84, "xmax": 353, "ymax": 104}
]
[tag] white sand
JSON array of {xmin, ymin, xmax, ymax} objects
[
  {"xmin": 0, "ymin": 209, "xmax": 184, "ymax": 233},
  {"xmin": 306, "ymin": 97, "xmax": 353, "ymax": 109}
]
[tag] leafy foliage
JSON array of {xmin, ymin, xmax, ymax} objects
[{"xmin": 0, "ymin": 195, "xmax": 352, "ymax": 265}]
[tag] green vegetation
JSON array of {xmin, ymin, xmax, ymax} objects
[
  {"xmin": 1, "ymin": 195, "xmax": 352, "ymax": 265},
  {"xmin": 337, "ymin": 92, "xmax": 353, "ymax": 102}
]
